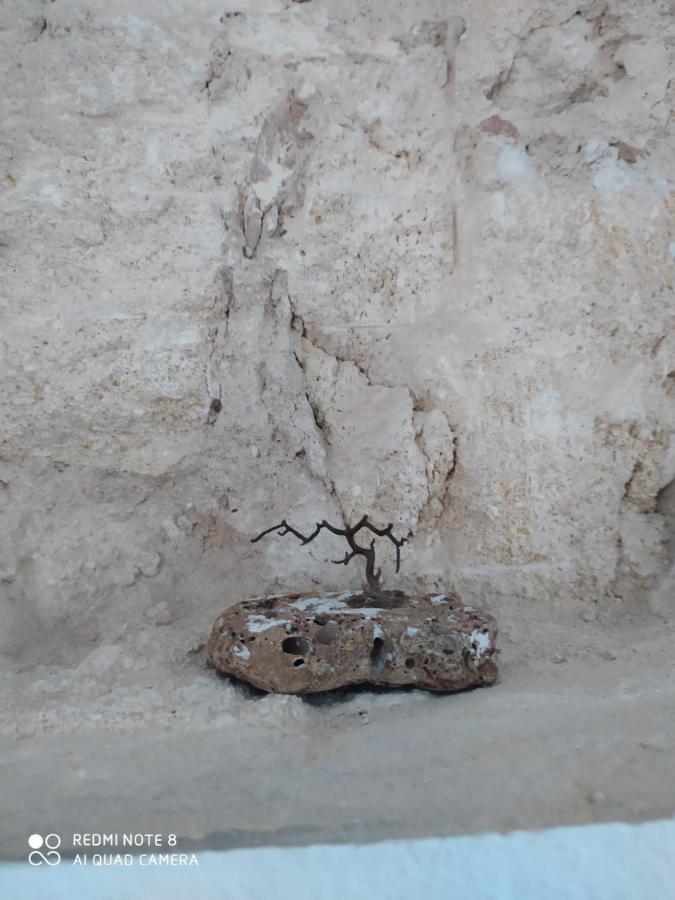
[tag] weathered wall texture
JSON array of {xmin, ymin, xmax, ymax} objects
[{"xmin": 1, "ymin": 0, "xmax": 674, "ymax": 668}]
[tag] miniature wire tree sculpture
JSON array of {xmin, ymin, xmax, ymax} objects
[{"xmin": 251, "ymin": 515, "xmax": 407, "ymax": 593}]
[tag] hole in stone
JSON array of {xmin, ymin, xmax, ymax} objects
[
  {"xmin": 370, "ymin": 637, "xmax": 386, "ymax": 672},
  {"xmin": 293, "ymin": 658, "xmax": 305, "ymax": 667},
  {"xmin": 282, "ymin": 636, "xmax": 309, "ymax": 655},
  {"xmin": 405, "ymin": 658, "xmax": 415, "ymax": 669}
]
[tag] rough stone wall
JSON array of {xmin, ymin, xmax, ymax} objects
[{"xmin": 1, "ymin": 0, "xmax": 673, "ymax": 666}]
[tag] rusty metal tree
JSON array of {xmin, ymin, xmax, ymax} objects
[{"xmin": 251, "ymin": 515, "xmax": 407, "ymax": 592}]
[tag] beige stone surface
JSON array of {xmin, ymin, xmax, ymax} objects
[
  {"xmin": 1, "ymin": 614, "xmax": 674, "ymax": 861},
  {"xmin": 0, "ymin": 0, "xmax": 673, "ymax": 858}
]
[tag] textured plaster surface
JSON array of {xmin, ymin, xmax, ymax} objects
[{"xmin": 0, "ymin": 0, "xmax": 674, "ymax": 857}]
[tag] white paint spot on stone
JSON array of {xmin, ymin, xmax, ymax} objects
[
  {"xmin": 582, "ymin": 139, "xmax": 610, "ymax": 164},
  {"xmin": 470, "ymin": 630, "xmax": 491, "ymax": 659},
  {"xmin": 120, "ymin": 14, "xmax": 160, "ymax": 41},
  {"xmin": 528, "ymin": 388, "xmax": 565, "ymax": 440},
  {"xmin": 251, "ymin": 159, "xmax": 292, "ymax": 207},
  {"xmin": 234, "ymin": 645, "xmax": 250, "ymax": 660},
  {"xmin": 289, "ymin": 596, "xmax": 347, "ymax": 613},
  {"xmin": 294, "ymin": 82, "xmax": 316, "ymax": 101},
  {"xmin": 161, "ymin": 518, "xmax": 182, "ymax": 541},
  {"xmin": 430, "ymin": 594, "xmax": 448, "ymax": 605},
  {"xmin": 39, "ymin": 184, "xmax": 65, "ymax": 207},
  {"xmin": 247, "ymin": 615, "xmax": 287, "ymax": 633},
  {"xmin": 593, "ymin": 160, "xmax": 631, "ymax": 196},
  {"xmin": 165, "ymin": 324, "xmax": 202, "ymax": 347},
  {"xmin": 146, "ymin": 139, "xmax": 159, "ymax": 164},
  {"xmin": 497, "ymin": 147, "xmax": 534, "ymax": 184},
  {"xmin": 288, "ymin": 593, "xmax": 375, "ymax": 617},
  {"xmin": 406, "ymin": 626, "xmax": 420, "ymax": 636}
]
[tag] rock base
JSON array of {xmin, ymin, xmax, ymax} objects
[{"xmin": 207, "ymin": 590, "xmax": 498, "ymax": 694}]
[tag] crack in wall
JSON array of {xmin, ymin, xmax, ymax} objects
[
  {"xmin": 203, "ymin": 265, "xmax": 233, "ymax": 417},
  {"xmin": 610, "ymin": 418, "xmax": 674, "ymax": 602},
  {"xmin": 655, "ymin": 475, "xmax": 675, "ymax": 570},
  {"xmin": 291, "ymin": 312, "xmax": 374, "ymax": 387},
  {"xmin": 291, "ymin": 311, "xmax": 456, "ymax": 533},
  {"xmin": 485, "ymin": 3, "xmax": 640, "ymax": 113},
  {"xmin": 412, "ymin": 396, "xmax": 457, "ymax": 529},
  {"xmin": 622, "ymin": 459, "xmax": 643, "ymax": 502}
]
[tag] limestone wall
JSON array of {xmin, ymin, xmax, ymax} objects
[{"xmin": 1, "ymin": 0, "xmax": 673, "ymax": 664}]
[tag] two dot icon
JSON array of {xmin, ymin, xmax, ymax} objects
[{"xmin": 27, "ymin": 833, "xmax": 61, "ymax": 865}]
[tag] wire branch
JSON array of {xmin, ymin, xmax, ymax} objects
[
  {"xmin": 251, "ymin": 515, "xmax": 407, "ymax": 591},
  {"xmin": 332, "ymin": 549, "xmax": 359, "ymax": 566}
]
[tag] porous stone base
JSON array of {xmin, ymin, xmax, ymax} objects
[{"xmin": 207, "ymin": 590, "xmax": 498, "ymax": 694}]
